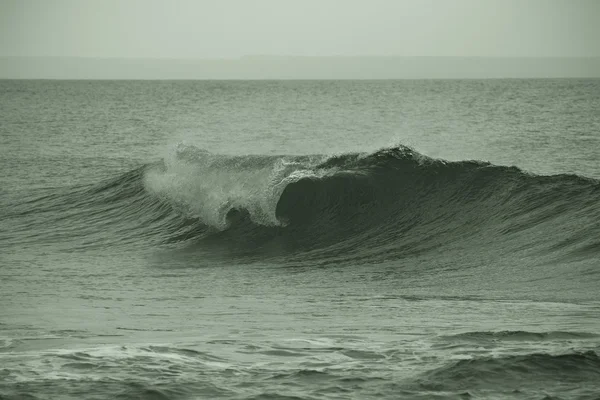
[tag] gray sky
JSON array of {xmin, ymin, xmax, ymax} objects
[{"xmin": 1, "ymin": 0, "xmax": 599, "ymax": 58}]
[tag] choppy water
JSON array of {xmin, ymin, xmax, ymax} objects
[{"xmin": 1, "ymin": 79, "xmax": 599, "ymax": 399}]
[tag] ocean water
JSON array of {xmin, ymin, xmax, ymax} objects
[{"xmin": 1, "ymin": 79, "xmax": 599, "ymax": 400}]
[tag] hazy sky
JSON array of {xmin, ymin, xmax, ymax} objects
[{"xmin": 1, "ymin": 0, "xmax": 599, "ymax": 58}]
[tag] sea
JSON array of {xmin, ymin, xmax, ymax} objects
[{"xmin": 1, "ymin": 79, "xmax": 599, "ymax": 400}]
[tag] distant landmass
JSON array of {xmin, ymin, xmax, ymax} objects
[{"xmin": 1, "ymin": 56, "xmax": 599, "ymax": 79}]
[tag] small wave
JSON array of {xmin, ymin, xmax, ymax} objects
[
  {"xmin": 242, "ymin": 394, "xmax": 315, "ymax": 400},
  {"xmin": 441, "ymin": 330, "xmax": 600, "ymax": 342},
  {"xmin": 268, "ymin": 369, "xmax": 332, "ymax": 381},
  {"xmin": 420, "ymin": 350, "xmax": 600, "ymax": 391},
  {"xmin": 0, "ymin": 338, "xmax": 20, "ymax": 352},
  {"xmin": 115, "ymin": 327, "xmax": 174, "ymax": 332}
]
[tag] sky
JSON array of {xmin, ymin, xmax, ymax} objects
[{"xmin": 1, "ymin": 0, "xmax": 599, "ymax": 58}]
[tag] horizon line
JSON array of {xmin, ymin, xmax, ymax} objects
[{"xmin": 3, "ymin": 55, "xmax": 600, "ymax": 60}]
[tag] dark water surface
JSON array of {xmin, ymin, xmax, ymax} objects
[{"xmin": 1, "ymin": 79, "xmax": 599, "ymax": 399}]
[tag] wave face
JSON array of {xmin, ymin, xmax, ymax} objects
[{"xmin": 6, "ymin": 144, "xmax": 600, "ymax": 269}]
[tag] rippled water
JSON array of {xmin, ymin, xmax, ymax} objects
[{"xmin": 1, "ymin": 79, "xmax": 599, "ymax": 399}]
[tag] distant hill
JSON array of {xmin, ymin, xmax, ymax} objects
[{"xmin": 1, "ymin": 56, "xmax": 599, "ymax": 79}]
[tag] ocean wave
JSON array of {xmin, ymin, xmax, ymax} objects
[
  {"xmin": 4, "ymin": 144, "xmax": 600, "ymax": 265},
  {"xmin": 419, "ymin": 350, "xmax": 600, "ymax": 392},
  {"xmin": 440, "ymin": 330, "xmax": 600, "ymax": 342},
  {"xmin": 145, "ymin": 144, "xmax": 600, "ymax": 263}
]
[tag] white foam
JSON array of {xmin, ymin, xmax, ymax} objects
[{"xmin": 143, "ymin": 143, "xmax": 327, "ymax": 229}]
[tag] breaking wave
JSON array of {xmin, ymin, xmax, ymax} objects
[{"xmin": 4, "ymin": 144, "xmax": 600, "ymax": 268}]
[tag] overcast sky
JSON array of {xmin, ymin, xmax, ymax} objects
[{"xmin": 1, "ymin": 0, "xmax": 599, "ymax": 58}]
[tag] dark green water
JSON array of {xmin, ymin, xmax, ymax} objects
[{"xmin": 1, "ymin": 79, "xmax": 599, "ymax": 399}]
